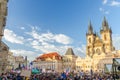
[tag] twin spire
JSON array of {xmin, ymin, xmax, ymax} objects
[
  {"xmin": 88, "ymin": 21, "xmax": 93, "ymax": 34},
  {"xmin": 102, "ymin": 16, "xmax": 109, "ymax": 30},
  {"xmin": 87, "ymin": 17, "xmax": 110, "ymax": 35}
]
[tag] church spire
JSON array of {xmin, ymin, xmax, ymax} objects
[
  {"xmin": 87, "ymin": 20, "xmax": 94, "ymax": 35},
  {"xmin": 102, "ymin": 16, "xmax": 109, "ymax": 30}
]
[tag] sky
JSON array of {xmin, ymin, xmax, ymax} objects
[{"xmin": 3, "ymin": 0, "xmax": 120, "ymax": 61}]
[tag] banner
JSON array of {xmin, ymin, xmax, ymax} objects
[{"xmin": 20, "ymin": 70, "xmax": 31, "ymax": 77}]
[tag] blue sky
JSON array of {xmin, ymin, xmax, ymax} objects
[{"xmin": 3, "ymin": 0, "xmax": 120, "ymax": 61}]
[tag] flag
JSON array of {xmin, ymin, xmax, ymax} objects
[
  {"xmin": 30, "ymin": 62, "xmax": 33, "ymax": 65},
  {"xmin": 29, "ymin": 62, "xmax": 33, "ymax": 70},
  {"xmin": 21, "ymin": 64, "xmax": 25, "ymax": 69}
]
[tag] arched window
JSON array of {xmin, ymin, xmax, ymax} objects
[
  {"xmin": 96, "ymin": 48, "xmax": 101, "ymax": 55},
  {"xmin": 89, "ymin": 38, "xmax": 91, "ymax": 43}
]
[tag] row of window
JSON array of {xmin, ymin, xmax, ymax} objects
[
  {"xmin": 63, "ymin": 59, "xmax": 72, "ymax": 62},
  {"xmin": 34, "ymin": 65, "xmax": 56, "ymax": 69},
  {"xmin": 34, "ymin": 62, "xmax": 55, "ymax": 65},
  {"xmin": 76, "ymin": 65, "xmax": 103, "ymax": 69},
  {"xmin": 88, "ymin": 35, "xmax": 107, "ymax": 44},
  {"xmin": 76, "ymin": 66, "xmax": 92, "ymax": 68}
]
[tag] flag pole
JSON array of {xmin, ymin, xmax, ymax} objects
[{"xmin": 25, "ymin": 56, "xmax": 27, "ymax": 69}]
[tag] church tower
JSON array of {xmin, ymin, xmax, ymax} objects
[
  {"xmin": 100, "ymin": 17, "xmax": 114, "ymax": 53},
  {"xmin": 86, "ymin": 21, "xmax": 96, "ymax": 57}
]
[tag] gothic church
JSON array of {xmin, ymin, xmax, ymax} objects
[{"xmin": 86, "ymin": 17, "xmax": 115, "ymax": 57}]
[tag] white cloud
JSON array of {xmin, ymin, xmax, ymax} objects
[
  {"xmin": 99, "ymin": 7, "xmax": 109, "ymax": 14},
  {"xmin": 99, "ymin": 8, "xmax": 104, "ymax": 13},
  {"xmin": 4, "ymin": 27, "xmax": 85, "ymax": 61},
  {"xmin": 54, "ymin": 34, "xmax": 72, "ymax": 44},
  {"xmin": 103, "ymin": 0, "xmax": 108, "ymax": 4},
  {"xmin": 11, "ymin": 49, "xmax": 39, "ymax": 61},
  {"xmin": 32, "ymin": 43, "xmax": 70, "ymax": 55},
  {"xmin": 25, "ymin": 26, "xmax": 87, "ymax": 57},
  {"xmin": 27, "ymin": 28, "xmax": 72, "ymax": 45},
  {"xmin": 113, "ymin": 34, "xmax": 120, "ymax": 50},
  {"xmin": 105, "ymin": 11, "xmax": 109, "ymax": 14},
  {"xmin": 27, "ymin": 38, "xmax": 33, "ymax": 41},
  {"xmin": 110, "ymin": 0, "xmax": 120, "ymax": 7},
  {"xmin": 99, "ymin": 7, "xmax": 103, "ymax": 11},
  {"xmin": 20, "ymin": 27, "xmax": 25, "ymax": 30},
  {"xmin": 25, "ymin": 27, "xmax": 74, "ymax": 55},
  {"xmin": 74, "ymin": 45, "xmax": 86, "ymax": 57},
  {"xmin": 31, "ymin": 40, "xmax": 39, "ymax": 46},
  {"xmin": 4, "ymin": 29, "xmax": 24, "ymax": 44}
]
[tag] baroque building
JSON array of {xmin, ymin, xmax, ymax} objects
[
  {"xmin": 33, "ymin": 52, "xmax": 63, "ymax": 72},
  {"xmin": 33, "ymin": 48, "xmax": 77, "ymax": 72}
]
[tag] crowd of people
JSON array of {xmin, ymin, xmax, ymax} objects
[{"xmin": 0, "ymin": 71, "xmax": 114, "ymax": 80}]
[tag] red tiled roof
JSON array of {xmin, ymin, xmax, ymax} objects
[{"xmin": 36, "ymin": 52, "xmax": 61, "ymax": 60}]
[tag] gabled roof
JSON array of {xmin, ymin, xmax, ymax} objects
[
  {"xmin": 36, "ymin": 52, "xmax": 62, "ymax": 61},
  {"xmin": 65, "ymin": 48, "xmax": 75, "ymax": 55}
]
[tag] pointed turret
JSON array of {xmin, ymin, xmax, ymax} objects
[
  {"xmin": 100, "ymin": 17, "xmax": 113, "ymax": 53},
  {"xmin": 101, "ymin": 16, "xmax": 109, "ymax": 31},
  {"xmin": 100, "ymin": 16, "xmax": 112, "ymax": 34},
  {"xmin": 65, "ymin": 48, "xmax": 75, "ymax": 55},
  {"xmin": 87, "ymin": 20, "xmax": 94, "ymax": 35}
]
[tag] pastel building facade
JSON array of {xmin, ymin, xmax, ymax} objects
[{"xmin": 33, "ymin": 52, "xmax": 63, "ymax": 72}]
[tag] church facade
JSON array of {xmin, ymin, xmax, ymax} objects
[
  {"xmin": 76, "ymin": 17, "xmax": 120, "ymax": 73},
  {"xmin": 86, "ymin": 17, "xmax": 114, "ymax": 58}
]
